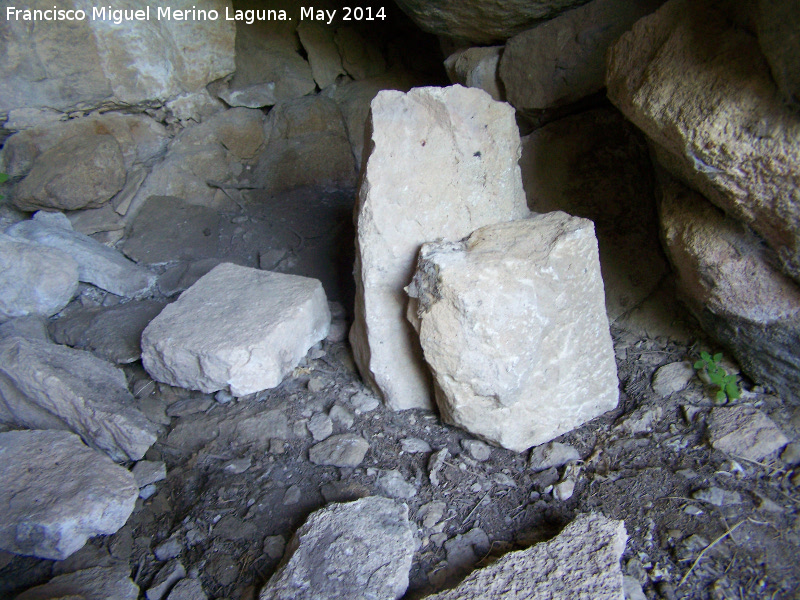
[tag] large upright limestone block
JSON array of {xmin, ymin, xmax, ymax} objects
[
  {"xmin": 142, "ymin": 263, "xmax": 330, "ymax": 397},
  {"xmin": 606, "ymin": 0, "xmax": 800, "ymax": 282},
  {"xmin": 407, "ymin": 214, "xmax": 618, "ymax": 452},
  {"xmin": 351, "ymin": 86, "xmax": 529, "ymax": 411}
]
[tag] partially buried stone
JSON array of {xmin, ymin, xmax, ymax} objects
[
  {"xmin": 708, "ymin": 405, "xmax": 788, "ymax": 461},
  {"xmin": 308, "ymin": 434, "xmax": 369, "ymax": 467}
]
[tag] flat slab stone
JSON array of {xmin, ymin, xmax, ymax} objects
[
  {"xmin": 407, "ymin": 214, "xmax": 618, "ymax": 452},
  {"xmin": 425, "ymin": 513, "xmax": 627, "ymax": 600},
  {"xmin": 0, "ymin": 233, "xmax": 78, "ymax": 322},
  {"xmin": 50, "ymin": 300, "xmax": 166, "ymax": 364},
  {"xmin": 708, "ymin": 405, "xmax": 789, "ymax": 461},
  {"xmin": 351, "ymin": 85, "xmax": 529, "ymax": 411},
  {"xmin": 309, "ymin": 434, "xmax": 369, "ymax": 467},
  {"xmin": 14, "ymin": 566, "xmax": 139, "ymax": 600},
  {"xmin": 141, "ymin": 263, "xmax": 330, "ymax": 396},
  {"xmin": 0, "ymin": 337, "xmax": 158, "ymax": 462},
  {"xmin": 259, "ymin": 497, "xmax": 414, "ymax": 600},
  {"xmin": 6, "ymin": 212, "xmax": 154, "ymax": 297},
  {"xmin": 0, "ymin": 431, "xmax": 138, "ymax": 560}
]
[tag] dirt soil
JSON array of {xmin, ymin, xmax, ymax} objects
[{"xmin": 1, "ymin": 187, "xmax": 799, "ymax": 600}]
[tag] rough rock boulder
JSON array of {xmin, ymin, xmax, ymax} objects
[
  {"xmin": 141, "ymin": 263, "xmax": 330, "ymax": 397},
  {"xmin": 407, "ymin": 213, "xmax": 618, "ymax": 452},
  {"xmin": 351, "ymin": 85, "xmax": 529, "ymax": 411}
]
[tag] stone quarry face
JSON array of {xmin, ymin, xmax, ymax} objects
[
  {"xmin": 141, "ymin": 263, "xmax": 330, "ymax": 397},
  {"xmin": 407, "ymin": 213, "xmax": 619, "ymax": 452},
  {"xmin": 350, "ymin": 85, "xmax": 530, "ymax": 411}
]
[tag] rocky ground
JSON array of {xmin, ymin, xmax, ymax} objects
[{"xmin": 1, "ymin": 185, "xmax": 799, "ymax": 600}]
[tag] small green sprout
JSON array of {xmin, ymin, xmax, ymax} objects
[
  {"xmin": 0, "ymin": 173, "xmax": 7, "ymax": 201},
  {"xmin": 693, "ymin": 351, "xmax": 741, "ymax": 403}
]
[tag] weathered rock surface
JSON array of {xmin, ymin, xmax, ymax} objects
[
  {"xmin": 708, "ymin": 405, "xmax": 789, "ymax": 461},
  {"xmin": 0, "ymin": 337, "xmax": 158, "ymax": 462},
  {"xmin": 652, "ymin": 361, "xmax": 695, "ymax": 397},
  {"xmin": 6, "ymin": 212, "xmax": 155, "ymax": 297},
  {"xmin": 0, "ymin": 233, "xmax": 78, "ymax": 322},
  {"xmin": 407, "ymin": 214, "xmax": 618, "ymax": 451},
  {"xmin": 500, "ymin": 0, "xmax": 664, "ymax": 110},
  {"xmin": 659, "ymin": 174, "xmax": 800, "ymax": 404},
  {"xmin": 606, "ymin": 0, "xmax": 800, "ymax": 282},
  {"xmin": 755, "ymin": 0, "xmax": 800, "ymax": 108},
  {"xmin": 0, "ymin": 0, "xmax": 235, "ymax": 119},
  {"xmin": 252, "ymin": 95, "xmax": 356, "ymax": 193},
  {"xmin": 258, "ymin": 497, "xmax": 414, "ymax": 600},
  {"xmin": 14, "ymin": 565, "xmax": 139, "ymax": 600},
  {"xmin": 519, "ymin": 107, "xmax": 668, "ymax": 324},
  {"xmin": 391, "ymin": 0, "xmax": 592, "ymax": 44},
  {"xmin": 141, "ymin": 263, "xmax": 330, "ymax": 396},
  {"xmin": 444, "ymin": 47, "xmax": 504, "ymax": 101},
  {"xmin": 298, "ymin": 22, "xmax": 347, "ymax": 89},
  {"xmin": 351, "ymin": 85, "xmax": 529, "ymax": 411},
  {"xmin": 334, "ymin": 28, "xmax": 387, "ymax": 81},
  {"xmin": 424, "ymin": 513, "xmax": 627, "ymax": 600},
  {"xmin": 308, "ymin": 434, "xmax": 369, "ymax": 467},
  {"xmin": 0, "ymin": 430, "xmax": 138, "ymax": 560},
  {"xmin": 49, "ymin": 300, "xmax": 167, "ymax": 364},
  {"xmin": 12, "ymin": 134, "xmax": 126, "ymax": 211}
]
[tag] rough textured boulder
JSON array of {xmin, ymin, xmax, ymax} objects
[
  {"xmin": 351, "ymin": 85, "xmax": 529, "ymax": 411},
  {"xmin": 519, "ymin": 107, "xmax": 668, "ymax": 325},
  {"xmin": 391, "ymin": 0, "xmax": 592, "ymax": 44},
  {"xmin": 500, "ymin": 0, "xmax": 664, "ymax": 110},
  {"xmin": 0, "ymin": 430, "xmax": 138, "ymax": 560},
  {"xmin": 659, "ymin": 173, "xmax": 800, "ymax": 404},
  {"xmin": 0, "ymin": 0, "xmax": 235, "ymax": 121},
  {"xmin": 14, "ymin": 566, "xmax": 139, "ymax": 600},
  {"xmin": 298, "ymin": 22, "xmax": 347, "ymax": 89},
  {"xmin": 444, "ymin": 47, "xmax": 504, "ymax": 101},
  {"xmin": 142, "ymin": 263, "xmax": 330, "ymax": 396},
  {"xmin": 755, "ymin": 0, "xmax": 800, "ymax": 109},
  {"xmin": 6, "ymin": 212, "xmax": 155, "ymax": 297},
  {"xmin": 252, "ymin": 95, "xmax": 357, "ymax": 193},
  {"xmin": 259, "ymin": 497, "xmax": 415, "ymax": 600},
  {"xmin": 0, "ymin": 337, "xmax": 159, "ymax": 462},
  {"xmin": 606, "ymin": 0, "xmax": 800, "ymax": 282},
  {"xmin": 425, "ymin": 513, "xmax": 627, "ymax": 600},
  {"xmin": 0, "ymin": 234, "xmax": 78, "ymax": 322},
  {"xmin": 12, "ymin": 134, "xmax": 126, "ymax": 211},
  {"xmin": 407, "ymin": 214, "xmax": 618, "ymax": 451}
]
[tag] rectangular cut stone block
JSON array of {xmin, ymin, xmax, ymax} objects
[
  {"xmin": 407, "ymin": 213, "xmax": 618, "ymax": 452},
  {"xmin": 351, "ymin": 85, "xmax": 529, "ymax": 411},
  {"xmin": 141, "ymin": 263, "xmax": 330, "ymax": 397}
]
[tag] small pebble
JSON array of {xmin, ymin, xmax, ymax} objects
[
  {"xmin": 308, "ymin": 413, "xmax": 333, "ymax": 441},
  {"xmin": 349, "ymin": 391, "xmax": 380, "ymax": 414},
  {"xmin": 215, "ymin": 390, "xmax": 234, "ymax": 404},
  {"xmin": 461, "ymin": 439, "xmax": 491, "ymax": 462},
  {"xmin": 401, "ymin": 438, "xmax": 432, "ymax": 454},
  {"xmin": 139, "ymin": 484, "xmax": 158, "ymax": 500}
]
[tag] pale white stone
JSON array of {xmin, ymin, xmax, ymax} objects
[
  {"xmin": 142, "ymin": 263, "xmax": 330, "ymax": 397},
  {"xmin": 351, "ymin": 85, "xmax": 529, "ymax": 411},
  {"xmin": 408, "ymin": 213, "xmax": 618, "ymax": 452}
]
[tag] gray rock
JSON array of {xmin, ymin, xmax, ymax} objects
[
  {"xmin": 444, "ymin": 528, "xmax": 491, "ymax": 575},
  {"xmin": 428, "ymin": 448, "xmax": 449, "ymax": 487},
  {"xmin": 658, "ymin": 174, "xmax": 800, "ymax": 404},
  {"xmin": 623, "ymin": 576, "xmax": 648, "ymax": 600},
  {"xmin": 652, "ymin": 362, "xmax": 696, "ymax": 397},
  {"xmin": 263, "ymin": 535, "xmax": 287, "ymax": 561},
  {"xmin": 282, "ymin": 485, "xmax": 302, "ymax": 506},
  {"xmin": 13, "ymin": 566, "xmax": 139, "ymax": 600},
  {"xmin": 425, "ymin": 513, "xmax": 627, "ymax": 600},
  {"xmin": 408, "ymin": 215, "xmax": 618, "ymax": 451},
  {"xmin": 154, "ymin": 535, "xmax": 183, "ymax": 562},
  {"xmin": 402, "ymin": 438, "xmax": 432, "ymax": 454},
  {"xmin": 298, "ymin": 22, "xmax": 347, "ymax": 89},
  {"xmin": 0, "ymin": 337, "xmax": 158, "ymax": 462},
  {"xmin": 755, "ymin": 0, "xmax": 800, "ymax": 109},
  {"xmin": 0, "ymin": 233, "xmax": 78, "ymax": 322},
  {"xmin": 708, "ymin": 405, "xmax": 789, "ymax": 461},
  {"xmin": 0, "ymin": 430, "xmax": 138, "ymax": 560},
  {"xmin": 606, "ymin": 0, "xmax": 800, "ymax": 283},
  {"xmin": 461, "ymin": 440, "xmax": 491, "ymax": 462},
  {"xmin": 141, "ymin": 263, "xmax": 330, "ymax": 396},
  {"xmin": 334, "ymin": 28, "xmax": 387, "ymax": 81},
  {"xmin": 308, "ymin": 412, "xmax": 333, "ymax": 441},
  {"xmin": 49, "ymin": 300, "xmax": 166, "ymax": 364},
  {"xmin": 329, "ymin": 404, "xmax": 355, "ymax": 429},
  {"xmin": 13, "ymin": 134, "xmax": 125, "ymax": 212},
  {"xmin": 391, "ymin": 0, "xmax": 592, "ymax": 44},
  {"xmin": 351, "ymin": 85, "xmax": 529, "ymax": 411},
  {"xmin": 132, "ymin": 461, "xmax": 167, "ymax": 488},
  {"xmin": 349, "ymin": 390, "xmax": 380, "ymax": 414},
  {"xmin": 0, "ymin": 315, "xmax": 50, "ymax": 342},
  {"xmin": 309, "ymin": 434, "xmax": 369, "ymax": 467},
  {"xmin": 6, "ymin": 213, "xmax": 155, "ymax": 297},
  {"xmin": 165, "ymin": 578, "xmax": 207, "ymax": 600},
  {"xmin": 444, "ymin": 46, "xmax": 504, "ymax": 102},
  {"xmin": 146, "ymin": 560, "xmax": 186, "ymax": 600},
  {"xmin": 500, "ymin": 0, "xmax": 664, "ymax": 110},
  {"xmin": 692, "ymin": 487, "xmax": 743, "ymax": 507},
  {"xmin": 258, "ymin": 497, "xmax": 414, "ymax": 600},
  {"xmin": 529, "ymin": 442, "xmax": 581, "ymax": 472},
  {"xmin": 378, "ymin": 470, "xmax": 417, "ymax": 499}
]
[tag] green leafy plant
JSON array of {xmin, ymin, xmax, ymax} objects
[
  {"xmin": 0, "ymin": 173, "xmax": 7, "ymax": 201},
  {"xmin": 693, "ymin": 351, "xmax": 741, "ymax": 403}
]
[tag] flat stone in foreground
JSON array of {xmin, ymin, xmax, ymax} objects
[
  {"xmin": 408, "ymin": 214, "xmax": 618, "ymax": 452},
  {"xmin": 708, "ymin": 405, "xmax": 788, "ymax": 461},
  {"xmin": 142, "ymin": 263, "xmax": 330, "ymax": 396},
  {"xmin": 14, "ymin": 566, "xmax": 139, "ymax": 600},
  {"xmin": 259, "ymin": 497, "xmax": 414, "ymax": 600},
  {"xmin": 424, "ymin": 513, "xmax": 627, "ymax": 600},
  {"xmin": 0, "ymin": 431, "xmax": 138, "ymax": 560}
]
